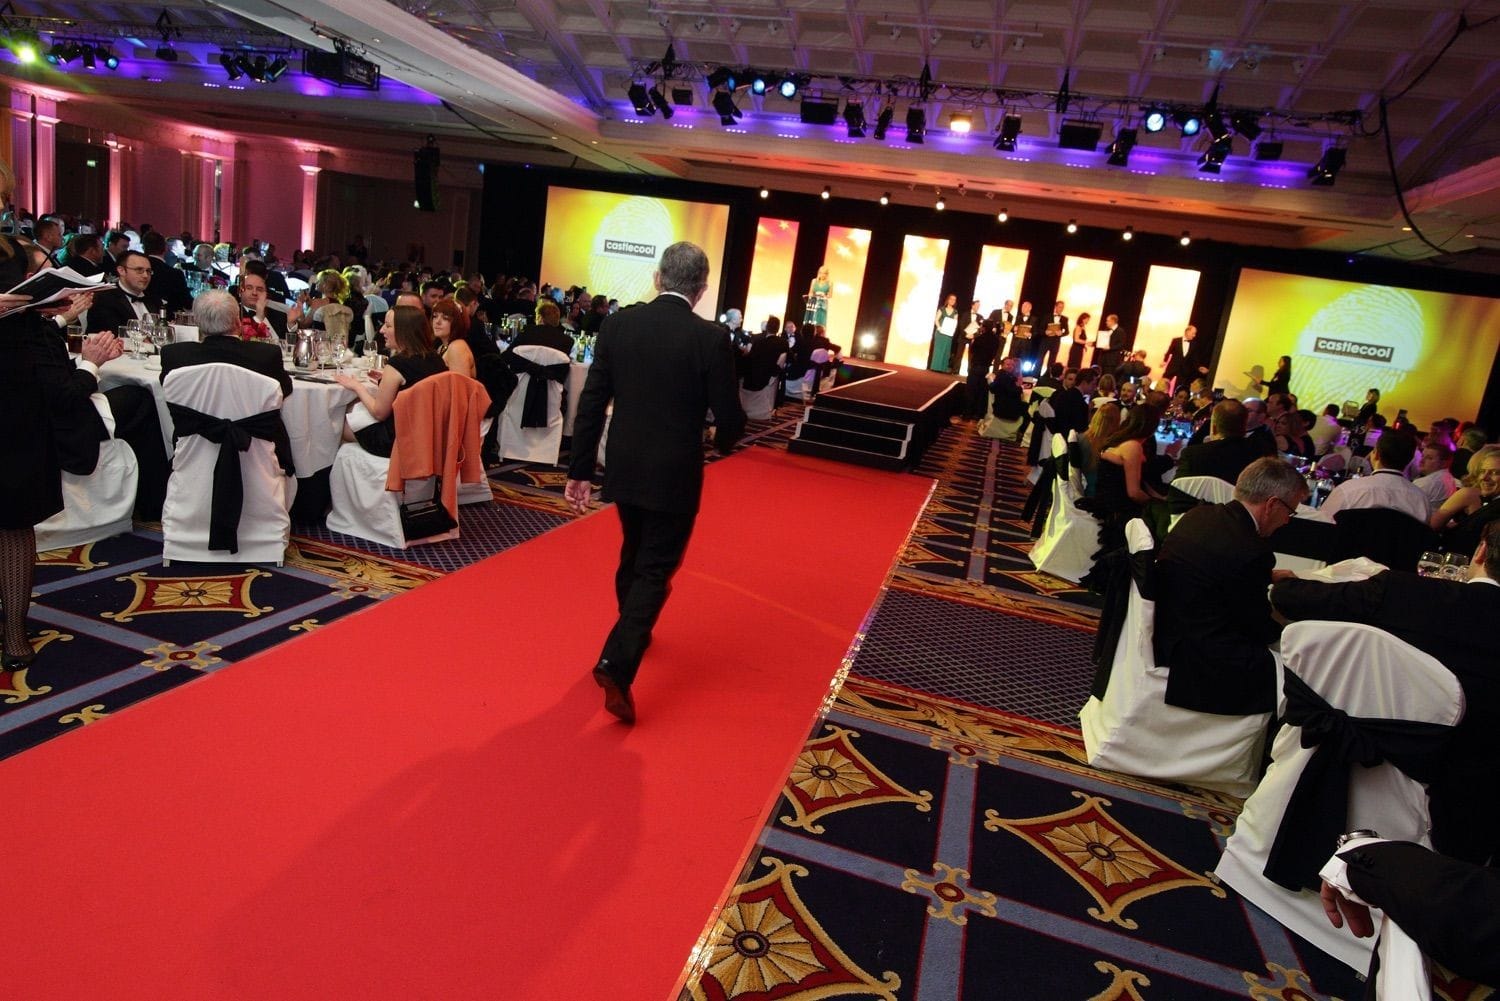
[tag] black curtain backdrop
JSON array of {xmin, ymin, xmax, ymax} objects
[{"xmin": 478, "ymin": 163, "xmax": 1500, "ymax": 430}]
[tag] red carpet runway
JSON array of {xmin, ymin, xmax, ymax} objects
[{"xmin": 0, "ymin": 448, "xmax": 932, "ymax": 1000}]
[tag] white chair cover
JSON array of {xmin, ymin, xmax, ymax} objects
[
  {"xmin": 497, "ymin": 343, "xmax": 568, "ymax": 465},
  {"xmin": 318, "ymin": 304, "xmax": 354, "ymax": 345},
  {"xmin": 160, "ymin": 363, "xmax": 294, "ymax": 564},
  {"xmin": 1028, "ymin": 433, "xmax": 1100, "ymax": 583},
  {"xmin": 1214, "ymin": 621, "xmax": 1465, "ymax": 972},
  {"xmin": 1079, "ymin": 519, "xmax": 1273, "ymax": 797},
  {"xmin": 1066, "ymin": 430, "xmax": 1087, "ymax": 496},
  {"xmin": 1167, "ymin": 474, "xmax": 1238, "ymax": 531},
  {"xmin": 457, "ymin": 416, "xmax": 495, "ymax": 506},
  {"xmin": 36, "ymin": 392, "xmax": 139, "ymax": 550},
  {"xmin": 1032, "ymin": 398, "xmax": 1056, "ymax": 474}
]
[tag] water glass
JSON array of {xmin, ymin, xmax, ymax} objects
[
  {"xmin": 1417, "ymin": 551, "xmax": 1443, "ymax": 577},
  {"xmin": 1440, "ymin": 553, "xmax": 1470, "ymax": 581}
]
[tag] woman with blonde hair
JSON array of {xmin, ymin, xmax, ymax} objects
[
  {"xmin": 289, "ymin": 268, "xmax": 350, "ymax": 330},
  {"xmin": 1075, "ymin": 401, "xmax": 1122, "ymax": 497}
]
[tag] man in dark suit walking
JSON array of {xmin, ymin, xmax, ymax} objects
[
  {"xmin": 565, "ymin": 242, "xmax": 745, "ymax": 723},
  {"xmin": 159, "ymin": 289, "xmax": 293, "ymax": 399},
  {"xmin": 142, "ymin": 230, "xmax": 192, "ymax": 316},
  {"xmin": 1162, "ymin": 324, "xmax": 1209, "ymax": 390}
]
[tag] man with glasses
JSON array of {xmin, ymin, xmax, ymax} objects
[
  {"xmin": 84, "ymin": 250, "xmax": 163, "ymax": 335},
  {"xmin": 1154, "ymin": 456, "xmax": 1309, "ymax": 717}
]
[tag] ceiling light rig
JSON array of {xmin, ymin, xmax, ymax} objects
[{"xmin": 154, "ymin": 9, "xmax": 179, "ymax": 61}]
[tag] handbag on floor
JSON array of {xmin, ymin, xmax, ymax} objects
[{"xmin": 399, "ymin": 478, "xmax": 457, "ymax": 539}]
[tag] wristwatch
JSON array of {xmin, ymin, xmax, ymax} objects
[{"xmin": 1335, "ymin": 829, "xmax": 1379, "ymax": 849}]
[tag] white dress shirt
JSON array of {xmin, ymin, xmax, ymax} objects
[
  {"xmin": 1413, "ymin": 468, "xmax": 1457, "ymax": 512},
  {"xmin": 1308, "ymin": 416, "xmax": 1342, "ymax": 456},
  {"xmin": 1319, "ymin": 468, "xmax": 1432, "ymax": 522}
]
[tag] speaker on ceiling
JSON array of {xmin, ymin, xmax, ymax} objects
[{"xmin": 413, "ymin": 141, "xmax": 440, "ymax": 212}]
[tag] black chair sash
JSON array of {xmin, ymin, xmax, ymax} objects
[
  {"xmin": 168, "ymin": 403, "xmax": 295, "ymax": 554},
  {"xmin": 1022, "ymin": 447, "xmax": 1070, "ymax": 536},
  {"xmin": 1088, "ymin": 544, "xmax": 1156, "ymax": 698},
  {"xmin": 1263, "ymin": 670, "xmax": 1454, "ymax": 892},
  {"xmin": 504, "ymin": 353, "xmax": 569, "ymax": 428}
]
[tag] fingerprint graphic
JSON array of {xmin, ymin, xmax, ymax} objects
[
  {"xmin": 589, "ymin": 197, "xmax": 674, "ymax": 304},
  {"xmin": 1293, "ymin": 286, "xmax": 1425, "ymax": 407}
]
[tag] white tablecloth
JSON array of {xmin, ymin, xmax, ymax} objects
[{"xmin": 97, "ymin": 356, "xmax": 355, "ymax": 476}]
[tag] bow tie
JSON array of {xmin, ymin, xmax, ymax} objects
[{"xmin": 125, "ymin": 292, "xmax": 145, "ymax": 302}]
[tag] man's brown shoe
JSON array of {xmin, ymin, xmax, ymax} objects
[{"xmin": 591, "ymin": 662, "xmax": 636, "ymax": 724}]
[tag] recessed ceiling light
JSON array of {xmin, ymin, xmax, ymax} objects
[{"xmin": 997, "ymin": 209, "xmax": 1008, "ymax": 222}]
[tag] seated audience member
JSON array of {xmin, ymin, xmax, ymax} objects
[
  {"xmin": 1115, "ymin": 379, "xmax": 1138, "ymax": 412},
  {"xmin": 1285, "ymin": 409, "xmax": 1318, "ymax": 458},
  {"xmin": 1239, "ymin": 398, "xmax": 1279, "ymax": 457},
  {"xmin": 1035, "ymin": 362, "xmax": 1065, "ymax": 392},
  {"xmin": 1273, "ymin": 519, "xmax": 1500, "ymax": 866},
  {"xmin": 1453, "ymin": 426, "xmax": 1488, "ymax": 479},
  {"xmin": 1084, "ymin": 403, "xmax": 1169, "ymax": 547},
  {"xmin": 237, "ymin": 261, "xmax": 288, "ymax": 339},
  {"xmin": 62, "ymin": 232, "xmax": 104, "ymax": 277},
  {"xmin": 141, "ymin": 230, "xmax": 192, "ymax": 316},
  {"xmin": 333, "ymin": 306, "xmax": 446, "ymax": 458},
  {"xmin": 239, "ymin": 245, "xmax": 289, "ymax": 303},
  {"xmin": 1154, "ymin": 457, "xmax": 1307, "ymax": 716},
  {"xmin": 1309, "ymin": 403, "xmax": 1343, "ymax": 455},
  {"xmin": 430, "ymin": 298, "xmax": 475, "ymax": 379},
  {"xmin": 1414, "ymin": 437, "xmax": 1459, "ymax": 512},
  {"xmin": 1321, "ymin": 839, "xmax": 1500, "ymax": 991},
  {"xmin": 510, "ymin": 299, "xmax": 575, "ymax": 355},
  {"xmin": 1114, "ymin": 349, "xmax": 1150, "ymax": 385},
  {"xmin": 1092, "ymin": 373, "xmax": 1117, "ymax": 409},
  {"xmin": 1048, "ymin": 366, "xmax": 1096, "ymax": 439},
  {"xmin": 1167, "ymin": 400, "xmax": 1263, "ymax": 515},
  {"xmin": 1431, "ymin": 445, "xmax": 1500, "ymax": 552},
  {"xmin": 289, "ymin": 268, "xmax": 349, "ymax": 331},
  {"xmin": 989, "ymin": 357, "xmax": 1029, "ymax": 439},
  {"xmin": 1076, "ymin": 401, "xmax": 1122, "ymax": 497},
  {"xmin": 85, "ymin": 251, "xmax": 161, "ymax": 334},
  {"xmin": 420, "ymin": 278, "xmax": 450, "ymax": 313},
  {"xmin": 742, "ymin": 319, "xmax": 788, "ymax": 393},
  {"xmin": 1319, "ymin": 430, "xmax": 1429, "ymax": 522},
  {"xmin": 160, "ymin": 289, "xmax": 292, "ymax": 399}
]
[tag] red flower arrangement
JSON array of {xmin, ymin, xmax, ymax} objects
[{"xmin": 239, "ymin": 316, "xmax": 273, "ymax": 341}]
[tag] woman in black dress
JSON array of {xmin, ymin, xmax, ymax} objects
[
  {"xmin": 1264, "ymin": 355, "xmax": 1292, "ymax": 397},
  {"xmin": 334, "ymin": 305, "xmax": 446, "ymax": 457},
  {"xmin": 0, "ymin": 184, "xmax": 121, "ymax": 667},
  {"xmin": 1067, "ymin": 312, "xmax": 1092, "ymax": 370}
]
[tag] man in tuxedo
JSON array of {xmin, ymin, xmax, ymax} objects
[
  {"xmin": 141, "ymin": 231, "xmax": 191, "ymax": 315},
  {"xmin": 237, "ymin": 262, "xmax": 288, "ymax": 340},
  {"xmin": 1094, "ymin": 313, "xmax": 1125, "ymax": 374},
  {"xmin": 1008, "ymin": 300, "xmax": 1036, "ymax": 363},
  {"xmin": 1167, "ymin": 400, "xmax": 1265, "ymax": 514},
  {"xmin": 951, "ymin": 299, "xmax": 983, "ymax": 375},
  {"xmin": 34, "ymin": 217, "xmax": 64, "ymax": 268},
  {"xmin": 1162, "ymin": 324, "xmax": 1209, "ymax": 389},
  {"xmin": 160, "ymin": 289, "xmax": 292, "ymax": 399},
  {"xmin": 1048, "ymin": 366, "xmax": 1095, "ymax": 438},
  {"xmin": 240, "ymin": 246, "xmax": 290, "ymax": 304},
  {"xmin": 1272, "ymin": 518, "xmax": 1500, "ymax": 865},
  {"xmin": 101, "ymin": 229, "xmax": 129, "ymax": 273},
  {"xmin": 508, "ymin": 299, "xmax": 574, "ymax": 355},
  {"xmin": 85, "ymin": 251, "xmax": 162, "ymax": 334},
  {"xmin": 964, "ymin": 314, "xmax": 1001, "ymax": 419},
  {"xmin": 1042, "ymin": 300, "xmax": 1069, "ymax": 368},
  {"xmin": 1155, "ymin": 457, "xmax": 1308, "ymax": 717},
  {"xmin": 564, "ymin": 242, "xmax": 745, "ymax": 724},
  {"xmin": 62, "ymin": 233, "xmax": 105, "ymax": 277}
]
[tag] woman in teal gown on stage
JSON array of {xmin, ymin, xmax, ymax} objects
[
  {"xmin": 931, "ymin": 293, "xmax": 958, "ymax": 372},
  {"xmin": 804, "ymin": 265, "xmax": 830, "ymax": 328}
]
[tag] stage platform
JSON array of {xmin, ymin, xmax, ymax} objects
[{"xmin": 787, "ymin": 361, "xmax": 965, "ymax": 470}]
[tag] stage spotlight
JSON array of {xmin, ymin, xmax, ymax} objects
[
  {"xmin": 80, "ymin": 45, "xmax": 96, "ymax": 69},
  {"xmin": 872, "ymin": 105, "xmax": 893, "ymax": 140},
  {"xmin": 1143, "ymin": 108, "xmax": 1167, "ymax": 133},
  {"xmin": 265, "ymin": 55, "xmax": 289, "ymax": 82},
  {"xmin": 1065, "ymin": 219, "xmax": 1078, "ymax": 234},
  {"xmin": 994, "ymin": 114, "xmax": 1022, "ymax": 152},
  {"xmin": 627, "ymin": 82, "xmax": 655, "ymax": 116},
  {"xmin": 1309, "ymin": 146, "xmax": 1347, "ymax": 186},
  {"xmin": 1253, "ymin": 140, "xmax": 1283, "ymax": 161},
  {"xmin": 1174, "ymin": 109, "xmax": 1201, "ymax": 136},
  {"xmin": 843, "ymin": 100, "xmax": 865, "ymax": 138},
  {"xmin": 156, "ymin": 43, "xmax": 177, "ymax": 62},
  {"xmin": 905, "ymin": 106, "xmax": 925, "ymax": 143},
  {"xmin": 705, "ymin": 66, "xmax": 735, "ymax": 90},
  {"xmin": 821, "ymin": 185, "xmax": 831, "ymax": 200},
  {"xmin": 1179, "ymin": 231, "xmax": 1192, "ymax": 246},
  {"xmin": 749, "ymin": 72, "xmax": 768, "ymax": 95},
  {"xmin": 1198, "ymin": 135, "xmax": 1232, "ymax": 173},
  {"xmin": 98, "ymin": 45, "xmax": 118, "ymax": 70},
  {"xmin": 778, "ymin": 74, "xmax": 799, "ymax": 99},
  {"xmin": 759, "ymin": 187, "xmax": 769, "ymax": 198},
  {"xmin": 1106, "ymin": 127, "xmax": 1137, "ymax": 166},
  {"xmin": 1205, "ymin": 112, "xmax": 1230, "ymax": 142},
  {"xmin": 1122, "ymin": 225, "xmax": 1134, "ymax": 241},
  {"xmin": 232, "ymin": 54, "xmax": 253, "ymax": 78},
  {"xmin": 879, "ymin": 192, "xmax": 890, "ymax": 206},
  {"xmin": 11, "ymin": 33, "xmax": 39, "ymax": 64},
  {"xmin": 1230, "ymin": 111, "xmax": 1262, "ymax": 140},
  {"xmin": 997, "ymin": 208, "xmax": 1008, "ymax": 222},
  {"xmin": 712, "ymin": 89, "xmax": 742, "ymax": 125},
  {"xmin": 247, "ymin": 54, "xmax": 269, "ymax": 82},
  {"xmin": 948, "ymin": 111, "xmax": 972, "ymax": 134},
  {"xmin": 45, "ymin": 41, "xmax": 66, "ymax": 65},
  {"xmin": 649, "ymin": 85, "xmax": 673, "ymax": 118},
  {"xmin": 935, "ymin": 195, "xmax": 945, "ymax": 211}
]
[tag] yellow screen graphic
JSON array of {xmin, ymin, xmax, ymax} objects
[
  {"xmin": 887, "ymin": 235, "xmax": 951, "ymax": 369},
  {"xmin": 974, "ymin": 245, "xmax": 1030, "ymax": 366},
  {"xmin": 744, "ymin": 217, "xmax": 799, "ymax": 332},
  {"xmin": 539, "ymin": 187, "xmax": 731, "ymax": 319},
  {"xmin": 1050, "ymin": 256, "xmax": 1114, "ymax": 370},
  {"xmin": 1217, "ymin": 269, "xmax": 1500, "ymax": 427},
  {"xmin": 1136, "ymin": 265, "xmax": 1202, "ymax": 383},
  {"xmin": 818, "ymin": 226, "xmax": 872, "ymax": 352}
]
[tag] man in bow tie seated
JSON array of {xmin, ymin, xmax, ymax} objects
[
  {"xmin": 84, "ymin": 250, "xmax": 163, "ymax": 335},
  {"xmin": 235, "ymin": 261, "xmax": 288, "ymax": 340},
  {"xmin": 159, "ymin": 289, "xmax": 292, "ymax": 399}
]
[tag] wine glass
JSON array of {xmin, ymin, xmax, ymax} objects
[
  {"xmin": 1417, "ymin": 551, "xmax": 1443, "ymax": 577},
  {"xmin": 1440, "ymin": 553, "xmax": 1470, "ymax": 581},
  {"xmin": 148, "ymin": 320, "xmax": 169, "ymax": 358},
  {"xmin": 124, "ymin": 319, "xmax": 144, "ymax": 360}
]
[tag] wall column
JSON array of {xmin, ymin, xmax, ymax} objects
[
  {"xmin": 32, "ymin": 98, "xmax": 57, "ymax": 215},
  {"xmin": 8, "ymin": 92, "xmax": 33, "ymax": 213},
  {"xmin": 106, "ymin": 143, "xmax": 123, "ymax": 227},
  {"xmin": 299, "ymin": 164, "xmax": 321, "ymax": 253}
]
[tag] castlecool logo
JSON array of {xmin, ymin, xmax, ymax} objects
[
  {"xmin": 602, "ymin": 239, "xmax": 656, "ymax": 259},
  {"xmin": 1311, "ymin": 337, "xmax": 1395, "ymax": 364}
]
